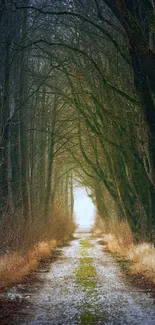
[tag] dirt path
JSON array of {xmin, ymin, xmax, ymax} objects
[{"xmin": 0, "ymin": 233, "xmax": 155, "ymax": 325}]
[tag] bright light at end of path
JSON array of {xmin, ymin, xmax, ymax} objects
[{"xmin": 74, "ymin": 187, "xmax": 96, "ymax": 230}]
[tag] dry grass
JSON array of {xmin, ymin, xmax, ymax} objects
[
  {"xmin": 0, "ymin": 196, "xmax": 75, "ymax": 291},
  {"xmin": 50, "ymin": 197, "xmax": 76, "ymax": 241},
  {"xmin": 99, "ymin": 219, "xmax": 133, "ymax": 256},
  {"xmin": 0, "ymin": 196, "xmax": 75, "ymax": 251},
  {"xmin": 95, "ymin": 219, "xmax": 155, "ymax": 284},
  {"xmin": 0, "ymin": 240, "xmax": 57, "ymax": 291},
  {"xmin": 128, "ymin": 243, "xmax": 155, "ymax": 283}
]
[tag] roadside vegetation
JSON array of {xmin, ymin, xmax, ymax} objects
[
  {"xmin": 94, "ymin": 218, "xmax": 155, "ymax": 285},
  {"xmin": 0, "ymin": 198, "xmax": 75, "ymax": 291}
]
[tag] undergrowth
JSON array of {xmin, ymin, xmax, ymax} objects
[
  {"xmin": 0, "ymin": 197, "xmax": 75, "ymax": 292},
  {"xmin": 94, "ymin": 219, "xmax": 155, "ymax": 284},
  {"xmin": 0, "ymin": 240, "xmax": 56, "ymax": 291}
]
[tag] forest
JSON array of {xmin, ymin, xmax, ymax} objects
[{"xmin": 0, "ymin": 0, "xmax": 155, "ymax": 265}]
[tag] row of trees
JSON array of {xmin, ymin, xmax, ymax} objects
[
  {"xmin": 0, "ymin": 0, "xmax": 155, "ymax": 249},
  {"xmin": 0, "ymin": 1, "xmax": 75, "ymax": 252}
]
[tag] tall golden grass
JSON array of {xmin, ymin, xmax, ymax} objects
[
  {"xmin": 0, "ymin": 196, "xmax": 75, "ymax": 291},
  {"xmin": 128, "ymin": 243, "xmax": 155, "ymax": 283},
  {"xmin": 95, "ymin": 218, "xmax": 155, "ymax": 284},
  {"xmin": 0, "ymin": 240, "xmax": 56, "ymax": 291}
]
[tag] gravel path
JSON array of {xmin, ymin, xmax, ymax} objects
[{"xmin": 0, "ymin": 233, "xmax": 155, "ymax": 325}]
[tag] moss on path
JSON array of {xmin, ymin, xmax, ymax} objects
[{"xmin": 74, "ymin": 237, "xmax": 98, "ymax": 324}]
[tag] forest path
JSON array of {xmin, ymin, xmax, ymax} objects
[{"xmin": 0, "ymin": 233, "xmax": 155, "ymax": 325}]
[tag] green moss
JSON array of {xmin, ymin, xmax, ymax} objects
[
  {"xmin": 80, "ymin": 257, "xmax": 93, "ymax": 264},
  {"xmin": 79, "ymin": 311, "xmax": 98, "ymax": 324},
  {"xmin": 75, "ymin": 263, "xmax": 96, "ymax": 280},
  {"xmin": 80, "ymin": 239, "xmax": 93, "ymax": 248},
  {"xmin": 81, "ymin": 279, "xmax": 96, "ymax": 289},
  {"xmin": 75, "ymin": 237, "xmax": 97, "ymax": 289},
  {"xmin": 74, "ymin": 236, "xmax": 99, "ymax": 320},
  {"xmin": 75, "ymin": 237, "xmax": 110, "ymax": 323},
  {"xmin": 79, "ymin": 248, "xmax": 88, "ymax": 256}
]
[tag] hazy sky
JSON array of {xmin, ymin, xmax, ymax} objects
[{"xmin": 74, "ymin": 187, "xmax": 96, "ymax": 228}]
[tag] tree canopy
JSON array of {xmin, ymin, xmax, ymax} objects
[{"xmin": 0, "ymin": 0, "xmax": 155, "ymax": 250}]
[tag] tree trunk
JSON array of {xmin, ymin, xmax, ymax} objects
[
  {"xmin": 44, "ymin": 135, "xmax": 55, "ymax": 218},
  {"xmin": 104, "ymin": 0, "xmax": 155, "ymax": 186},
  {"xmin": 18, "ymin": 4, "xmax": 29, "ymax": 221}
]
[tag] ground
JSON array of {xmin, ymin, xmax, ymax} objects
[{"xmin": 0, "ymin": 233, "xmax": 155, "ymax": 325}]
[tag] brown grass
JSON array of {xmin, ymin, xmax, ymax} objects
[
  {"xmin": 0, "ymin": 196, "xmax": 75, "ymax": 292},
  {"xmin": 98, "ymin": 219, "xmax": 133, "ymax": 256},
  {"xmin": 128, "ymin": 243, "xmax": 155, "ymax": 283},
  {"xmin": 95, "ymin": 219, "xmax": 155, "ymax": 284},
  {"xmin": 0, "ymin": 240, "xmax": 57, "ymax": 291},
  {"xmin": 0, "ymin": 196, "xmax": 75, "ymax": 251}
]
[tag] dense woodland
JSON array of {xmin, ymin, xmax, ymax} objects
[{"xmin": 0, "ymin": 0, "xmax": 155, "ymax": 253}]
